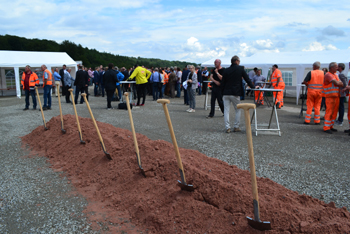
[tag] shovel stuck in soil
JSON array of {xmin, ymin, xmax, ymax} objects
[
  {"xmin": 35, "ymin": 86, "xmax": 48, "ymax": 130},
  {"xmin": 81, "ymin": 93, "xmax": 112, "ymax": 160},
  {"xmin": 157, "ymin": 99, "xmax": 194, "ymax": 192},
  {"xmin": 124, "ymin": 92, "xmax": 146, "ymax": 177},
  {"xmin": 69, "ymin": 89, "xmax": 85, "ymax": 144},
  {"xmin": 56, "ymin": 84, "xmax": 66, "ymax": 133},
  {"xmin": 237, "ymin": 103, "xmax": 271, "ymax": 231}
]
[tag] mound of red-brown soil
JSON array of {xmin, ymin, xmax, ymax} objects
[{"xmin": 22, "ymin": 115, "xmax": 350, "ymax": 233}]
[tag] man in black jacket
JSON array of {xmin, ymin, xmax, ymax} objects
[
  {"xmin": 59, "ymin": 64, "xmax": 66, "ymax": 96},
  {"xmin": 221, "ymin": 55, "xmax": 255, "ymax": 133},
  {"xmin": 103, "ymin": 63, "xmax": 119, "ymax": 109},
  {"xmin": 74, "ymin": 65, "xmax": 88, "ymax": 104}
]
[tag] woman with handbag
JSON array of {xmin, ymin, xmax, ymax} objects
[{"xmin": 186, "ymin": 65, "xmax": 198, "ymax": 113}]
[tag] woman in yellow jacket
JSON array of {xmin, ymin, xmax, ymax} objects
[{"xmin": 128, "ymin": 64, "xmax": 152, "ymax": 106}]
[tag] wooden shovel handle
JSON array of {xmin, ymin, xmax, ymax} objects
[
  {"xmin": 56, "ymin": 84, "xmax": 64, "ymax": 129},
  {"xmin": 81, "ymin": 93, "xmax": 106, "ymax": 150},
  {"xmin": 237, "ymin": 103, "xmax": 259, "ymax": 214},
  {"xmin": 124, "ymin": 93, "xmax": 140, "ymax": 156},
  {"xmin": 157, "ymin": 99, "xmax": 186, "ymax": 182},
  {"xmin": 69, "ymin": 89, "xmax": 83, "ymax": 136},
  {"xmin": 35, "ymin": 86, "xmax": 47, "ymax": 128}
]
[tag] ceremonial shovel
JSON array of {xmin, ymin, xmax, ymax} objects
[
  {"xmin": 237, "ymin": 103, "xmax": 271, "ymax": 231},
  {"xmin": 81, "ymin": 93, "xmax": 112, "ymax": 160},
  {"xmin": 56, "ymin": 84, "xmax": 66, "ymax": 133},
  {"xmin": 68, "ymin": 89, "xmax": 85, "ymax": 144},
  {"xmin": 124, "ymin": 92, "xmax": 146, "ymax": 177},
  {"xmin": 157, "ymin": 99, "xmax": 194, "ymax": 192},
  {"xmin": 35, "ymin": 86, "xmax": 48, "ymax": 130}
]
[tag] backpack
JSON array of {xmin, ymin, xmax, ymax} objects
[{"xmin": 118, "ymin": 102, "xmax": 132, "ymax": 110}]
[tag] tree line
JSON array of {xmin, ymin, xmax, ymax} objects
[{"xmin": 0, "ymin": 34, "xmax": 198, "ymax": 69}]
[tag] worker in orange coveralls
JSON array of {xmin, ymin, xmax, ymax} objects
[
  {"xmin": 270, "ymin": 64, "xmax": 285, "ymax": 109},
  {"xmin": 302, "ymin": 61, "xmax": 324, "ymax": 125},
  {"xmin": 322, "ymin": 62, "xmax": 343, "ymax": 134}
]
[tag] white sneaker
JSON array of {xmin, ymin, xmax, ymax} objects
[
  {"xmin": 189, "ymin": 109, "xmax": 195, "ymax": 113},
  {"xmin": 186, "ymin": 108, "xmax": 192, "ymax": 112},
  {"xmin": 335, "ymin": 121, "xmax": 343, "ymax": 126}
]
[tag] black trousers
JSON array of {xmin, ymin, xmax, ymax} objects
[
  {"xmin": 65, "ymin": 86, "xmax": 71, "ymax": 103},
  {"xmin": 136, "ymin": 83, "xmax": 147, "ymax": 105},
  {"xmin": 209, "ymin": 87, "xmax": 224, "ymax": 117},
  {"xmin": 75, "ymin": 86, "xmax": 85, "ymax": 104},
  {"xmin": 106, "ymin": 90, "xmax": 114, "ymax": 108}
]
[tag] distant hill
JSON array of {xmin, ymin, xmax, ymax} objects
[{"xmin": 0, "ymin": 34, "xmax": 197, "ymax": 69}]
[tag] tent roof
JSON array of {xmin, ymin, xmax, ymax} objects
[
  {"xmin": 201, "ymin": 49, "xmax": 350, "ymax": 68},
  {"xmin": 0, "ymin": 50, "xmax": 77, "ymax": 68}
]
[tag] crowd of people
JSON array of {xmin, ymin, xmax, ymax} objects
[{"xmin": 20, "ymin": 56, "xmax": 349, "ymax": 134}]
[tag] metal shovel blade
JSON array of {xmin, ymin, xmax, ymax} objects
[
  {"xmin": 78, "ymin": 133, "xmax": 85, "ymax": 144},
  {"xmin": 177, "ymin": 169, "xmax": 195, "ymax": 192},
  {"xmin": 135, "ymin": 153, "xmax": 146, "ymax": 177},
  {"xmin": 177, "ymin": 180, "xmax": 195, "ymax": 192},
  {"xmin": 247, "ymin": 217, "xmax": 271, "ymax": 231},
  {"xmin": 101, "ymin": 142, "xmax": 112, "ymax": 160},
  {"xmin": 247, "ymin": 199, "xmax": 271, "ymax": 231}
]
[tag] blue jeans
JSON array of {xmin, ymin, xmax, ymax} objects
[
  {"xmin": 198, "ymin": 82, "xmax": 202, "ymax": 95},
  {"xmin": 43, "ymin": 85, "xmax": 52, "ymax": 108},
  {"xmin": 184, "ymin": 89, "xmax": 189, "ymax": 104},
  {"xmin": 160, "ymin": 84, "xmax": 166, "ymax": 98},
  {"xmin": 240, "ymin": 81, "xmax": 246, "ymax": 100},
  {"xmin": 25, "ymin": 89, "xmax": 36, "ymax": 109},
  {"xmin": 176, "ymin": 83, "xmax": 181, "ymax": 97},
  {"xmin": 338, "ymin": 97, "xmax": 345, "ymax": 122},
  {"xmin": 152, "ymin": 82, "xmax": 159, "ymax": 100}
]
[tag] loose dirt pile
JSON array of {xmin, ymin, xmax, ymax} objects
[{"xmin": 22, "ymin": 115, "xmax": 350, "ymax": 233}]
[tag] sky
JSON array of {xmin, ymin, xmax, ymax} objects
[{"xmin": 0, "ymin": 0, "xmax": 349, "ymax": 63}]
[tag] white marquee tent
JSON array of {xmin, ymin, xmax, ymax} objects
[
  {"xmin": 202, "ymin": 49, "xmax": 350, "ymax": 104},
  {"xmin": 0, "ymin": 50, "xmax": 77, "ymax": 98}
]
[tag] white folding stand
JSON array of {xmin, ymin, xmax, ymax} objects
[
  {"xmin": 250, "ymin": 88, "xmax": 283, "ymax": 136},
  {"xmin": 120, "ymin": 81, "xmax": 136, "ymax": 103}
]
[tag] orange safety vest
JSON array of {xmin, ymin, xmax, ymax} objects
[
  {"xmin": 43, "ymin": 69, "xmax": 52, "ymax": 86},
  {"xmin": 21, "ymin": 72, "xmax": 39, "ymax": 90},
  {"xmin": 162, "ymin": 71, "xmax": 169, "ymax": 84},
  {"xmin": 307, "ymin": 70, "xmax": 324, "ymax": 94},
  {"xmin": 322, "ymin": 72, "xmax": 340, "ymax": 97},
  {"xmin": 270, "ymin": 69, "xmax": 284, "ymax": 87}
]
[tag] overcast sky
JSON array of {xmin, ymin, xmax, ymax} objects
[{"xmin": 0, "ymin": 0, "xmax": 349, "ymax": 63}]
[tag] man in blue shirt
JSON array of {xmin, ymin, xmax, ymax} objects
[
  {"xmin": 150, "ymin": 68, "xmax": 162, "ymax": 100},
  {"xmin": 53, "ymin": 68, "xmax": 61, "ymax": 97}
]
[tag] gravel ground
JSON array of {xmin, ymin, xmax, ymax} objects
[{"xmin": 1, "ymin": 87, "xmax": 349, "ymax": 233}]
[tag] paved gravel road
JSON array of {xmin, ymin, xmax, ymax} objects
[{"xmin": 1, "ymin": 88, "xmax": 349, "ymax": 233}]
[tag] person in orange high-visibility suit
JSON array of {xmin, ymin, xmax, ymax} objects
[
  {"xmin": 270, "ymin": 64, "xmax": 285, "ymax": 109},
  {"xmin": 322, "ymin": 62, "xmax": 343, "ymax": 133},
  {"xmin": 302, "ymin": 61, "xmax": 324, "ymax": 125},
  {"xmin": 41, "ymin": 64, "xmax": 53, "ymax": 110}
]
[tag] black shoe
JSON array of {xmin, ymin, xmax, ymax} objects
[
  {"xmin": 42, "ymin": 107, "xmax": 47, "ymax": 110},
  {"xmin": 47, "ymin": 107, "xmax": 51, "ymax": 110},
  {"xmin": 23, "ymin": 108, "xmax": 29, "ymax": 111},
  {"xmin": 303, "ymin": 122, "xmax": 309, "ymax": 125},
  {"xmin": 344, "ymin": 129, "xmax": 350, "ymax": 133},
  {"xmin": 314, "ymin": 123, "xmax": 320, "ymax": 125},
  {"xmin": 324, "ymin": 130, "xmax": 332, "ymax": 134},
  {"xmin": 331, "ymin": 128, "xmax": 337, "ymax": 132},
  {"xmin": 276, "ymin": 102, "xmax": 281, "ymax": 109},
  {"xmin": 206, "ymin": 115, "xmax": 213, "ymax": 119}
]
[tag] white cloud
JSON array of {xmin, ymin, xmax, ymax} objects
[{"xmin": 302, "ymin": 42, "xmax": 337, "ymax": 51}]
